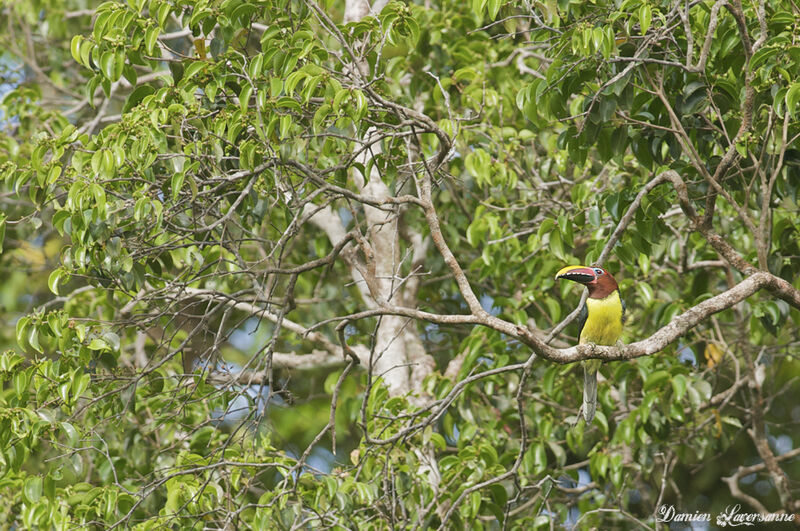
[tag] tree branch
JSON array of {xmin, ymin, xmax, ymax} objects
[
  {"xmin": 316, "ymin": 269, "xmax": 799, "ymax": 364},
  {"xmin": 207, "ymin": 349, "xmax": 344, "ymax": 385}
]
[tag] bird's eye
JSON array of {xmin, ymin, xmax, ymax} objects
[{"xmin": 594, "ymin": 268, "xmax": 604, "ymax": 275}]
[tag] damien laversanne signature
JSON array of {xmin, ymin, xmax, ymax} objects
[{"xmin": 656, "ymin": 504, "xmax": 796, "ymax": 526}]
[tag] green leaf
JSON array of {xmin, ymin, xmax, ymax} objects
[
  {"xmin": 0, "ymin": 213, "xmax": 5, "ymax": 254},
  {"xmin": 93, "ymin": 10, "xmax": 112, "ymax": 42},
  {"xmin": 544, "ymin": 297, "xmax": 561, "ymax": 322},
  {"xmin": 762, "ymin": 301, "xmax": 780, "ymax": 325},
  {"xmin": 639, "ymin": 5, "xmax": 652, "ymax": 35},
  {"xmin": 487, "ymin": 0, "xmax": 501, "ymax": 19},
  {"xmin": 785, "ymin": 83, "xmax": 800, "ymax": 118},
  {"xmin": 549, "ymin": 230, "xmax": 565, "ymax": 261},
  {"xmin": 749, "ymin": 46, "xmax": 778, "ymax": 72},
  {"xmin": 637, "ymin": 253, "xmax": 650, "ymax": 276},
  {"xmin": 0, "ymin": 351, "xmax": 24, "ymax": 372},
  {"xmin": 472, "ymin": 0, "xmax": 488, "ymax": 18},
  {"xmin": 87, "ymin": 338, "xmax": 108, "ymax": 350},
  {"xmin": 48, "ymin": 268, "xmax": 64, "ymax": 295},
  {"xmin": 70, "ymin": 36, "xmax": 83, "ymax": 64},
  {"xmin": 643, "ymin": 370, "xmax": 669, "ymax": 391},
  {"xmin": 605, "ymin": 193, "xmax": 621, "ymax": 221},
  {"xmin": 145, "ymin": 25, "xmax": 160, "ymax": 56},
  {"xmin": 13, "ymin": 369, "xmax": 29, "ymax": 398},
  {"xmin": 466, "ymin": 218, "xmax": 484, "ymax": 247},
  {"xmin": 47, "ymin": 312, "xmax": 62, "ymax": 337},
  {"xmin": 59, "ymin": 380, "xmax": 71, "ymax": 405},
  {"xmin": 171, "ymin": 173, "xmax": 184, "ymax": 201},
  {"xmin": 61, "ymin": 422, "xmax": 79, "ymax": 447},
  {"xmin": 240, "ymin": 84, "xmax": 252, "ymax": 113},
  {"xmin": 279, "ymin": 115, "xmax": 292, "ymax": 138},
  {"xmin": 100, "ymin": 51, "xmax": 115, "ymax": 80},
  {"xmin": 91, "ymin": 183, "xmax": 106, "ymax": 212},
  {"xmin": 79, "ymin": 40, "xmax": 93, "ymax": 70},
  {"xmin": 615, "ymin": 418, "xmax": 634, "ymax": 444},
  {"xmin": 637, "ymin": 282, "xmax": 653, "ymax": 305},
  {"xmin": 248, "ymin": 53, "xmax": 265, "ymax": 80},
  {"xmin": 16, "ymin": 316, "xmax": 30, "ymax": 349},
  {"xmin": 123, "ymin": 85, "xmax": 155, "ymax": 113},
  {"xmin": 546, "ymin": 440, "xmax": 567, "ymax": 467},
  {"xmin": 156, "ymin": 2, "xmax": 171, "ymax": 28},
  {"xmin": 71, "ymin": 372, "xmax": 91, "ymax": 399},
  {"xmin": 113, "ymin": 50, "xmax": 126, "ymax": 81},
  {"xmin": 24, "ymin": 476, "xmax": 43, "ymax": 504},
  {"xmin": 592, "ymin": 27, "xmax": 603, "ymax": 52},
  {"xmin": 29, "ymin": 326, "xmax": 43, "ymax": 353},
  {"xmin": 533, "ymin": 443, "xmax": 547, "ymax": 475},
  {"xmin": 721, "ymin": 416, "xmax": 743, "ymax": 428},
  {"xmin": 694, "ymin": 379, "xmax": 712, "ymax": 401},
  {"xmin": 671, "ymin": 374, "xmax": 687, "ymax": 400},
  {"xmin": 75, "ymin": 324, "xmax": 86, "ymax": 343},
  {"xmin": 594, "ymin": 410, "xmax": 609, "ymax": 434}
]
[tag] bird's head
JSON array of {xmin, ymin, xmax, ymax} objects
[{"xmin": 555, "ymin": 265, "xmax": 618, "ymax": 299}]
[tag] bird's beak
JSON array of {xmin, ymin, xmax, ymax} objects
[{"xmin": 555, "ymin": 265, "xmax": 597, "ymax": 284}]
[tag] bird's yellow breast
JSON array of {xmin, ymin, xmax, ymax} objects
[{"xmin": 580, "ymin": 291, "xmax": 624, "ymax": 346}]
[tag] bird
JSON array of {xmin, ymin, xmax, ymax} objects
[{"xmin": 555, "ymin": 265, "xmax": 625, "ymax": 423}]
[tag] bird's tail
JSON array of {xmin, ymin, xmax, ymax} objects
[{"xmin": 582, "ymin": 360, "xmax": 601, "ymax": 423}]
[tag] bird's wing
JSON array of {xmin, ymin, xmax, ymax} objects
[
  {"xmin": 577, "ymin": 301, "xmax": 588, "ymax": 340},
  {"xmin": 621, "ymin": 292, "xmax": 627, "ymax": 325}
]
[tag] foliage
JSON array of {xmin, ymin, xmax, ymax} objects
[{"xmin": 1, "ymin": 0, "xmax": 799, "ymax": 528}]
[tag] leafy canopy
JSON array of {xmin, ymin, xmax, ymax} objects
[{"xmin": 0, "ymin": 0, "xmax": 799, "ymax": 528}]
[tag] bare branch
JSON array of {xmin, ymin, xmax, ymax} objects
[
  {"xmin": 416, "ymin": 172, "xmax": 485, "ymax": 316},
  {"xmin": 207, "ymin": 350, "xmax": 344, "ymax": 384}
]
